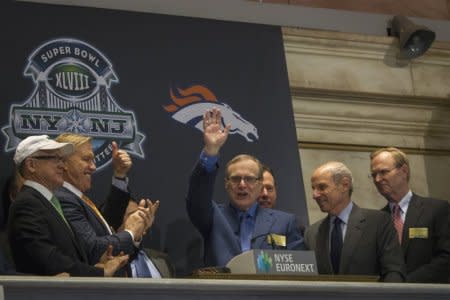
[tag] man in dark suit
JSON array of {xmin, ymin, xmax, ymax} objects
[
  {"xmin": 257, "ymin": 165, "xmax": 278, "ymax": 209},
  {"xmin": 8, "ymin": 135, "xmax": 128, "ymax": 276},
  {"xmin": 186, "ymin": 108, "xmax": 304, "ymax": 267},
  {"xmin": 55, "ymin": 133, "xmax": 174, "ymax": 278},
  {"xmin": 305, "ymin": 161, "xmax": 405, "ymax": 282},
  {"xmin": 370, "ymin": 147, "xmax": 450, "ymax": 283}
]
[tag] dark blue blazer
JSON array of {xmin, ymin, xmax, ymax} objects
[
  {"xmin": 56, "ymin": 185, "xmax": 133, "ymax": 264},
  {"xmin": 186, "ymin": 161, "xmax": 304, "ymax": 267},
  {"xmin": 56, "ymin": 185, "xmax": 175, "ymax": 278}
]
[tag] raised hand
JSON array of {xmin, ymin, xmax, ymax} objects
[
  {"xmin": 111, "ymin": 141, "xmax": 132, "ymax": 178},
  {"xmin": 203, "ymin": 108, "xmax": 231, "ymax": 156}
]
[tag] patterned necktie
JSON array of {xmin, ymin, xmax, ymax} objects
[
  {"xmin": 330, "ymin": 217, "xmax": 343, "ymax": 274},
  {"xmin": 239, "ymin": 212, "xmax": 252, "ymax": 252},
  {"xmin": 81, "ymin": 195, "xmax": 113, "ymax": 234},
  {"xmin": 134, "ymin": 250, "xmax": 152, "ymax": 278},
  {"xmin": 392, "ymin": 204, "xmax": 404, "ymax": 244}
]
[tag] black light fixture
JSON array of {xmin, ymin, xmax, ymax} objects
[{"xmin": 389, "ymin": 15, "xmax": 436, "ymax": 59}]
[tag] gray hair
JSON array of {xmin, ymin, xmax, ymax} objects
[{"xmin": 322, "ymin": 161, "xmax": 354, "ymax": 197}]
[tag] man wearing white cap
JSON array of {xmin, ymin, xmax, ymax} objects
[{"xmin": 8, "ymin": 135, "xmax": 128, "ymax": 276}]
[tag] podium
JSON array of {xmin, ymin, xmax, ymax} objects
[
  {"xmin": 226, "ymin": 249, "xmax": 318, "ymax": 275},
  {"xmin": 190, "ymin": 250, "xmax": 379, "ymax": 282}
]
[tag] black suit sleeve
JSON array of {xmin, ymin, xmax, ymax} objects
[
  {"xmin": 8, "ymin": 195, "xmax": 103, "ymax": 276},
  {"xmin": 407, "ymin": 199, "xmax": 450, "ymax": 283},
  {"xmin": 100, "ymin": 185, "xmax": 130, "ymax": 231}
]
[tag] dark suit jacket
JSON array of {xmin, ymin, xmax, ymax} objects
[
  {"xmin": 382, "ymin": 193, "xmax": 450, "ymax": 283},
  {"xmin": 56, "ymin": 185, "xmax": 174, "ymax": 278},
  {"xmin": 57, "ymin": 185, "xmax": 133, "ymax": 264},
  {"xmin": 8, "ymin": 186, "xmax": 103, "ymax": 276},
  {"xmin": 0, "ymin": 246, "xmax": 20, "ymax": 275},
  {"xmin": 186, "ymin": 161, "xmax": 304, "ymax": 267},
  {"xmin": 305, "ymin": 204, "xmax": 405, "ymax": 282}
]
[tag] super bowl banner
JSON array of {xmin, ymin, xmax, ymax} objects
[{"xmin": 1, "ymin": 1, "xmax": 307, "ymax": 275}]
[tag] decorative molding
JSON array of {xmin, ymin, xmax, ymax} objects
[
  {"xmin": 283, "ymin": 28, "xmax": 450, "ymax": 151},
  {"xmin": 282, "ymin": 27, "xmax": 450, "ymax": 98}
]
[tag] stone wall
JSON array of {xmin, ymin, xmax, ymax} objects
[{"xmin": 283, "ymin": 27, "xmax": 450, "ymax": 223}]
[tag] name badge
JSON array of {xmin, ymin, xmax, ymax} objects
[
  {"xmin": 409, "ymin": 227, "xmax": 428, "ymax": 239},
  {"xmin": 267, "ymin": 234, "xmax": 286, "ymax": 247}
]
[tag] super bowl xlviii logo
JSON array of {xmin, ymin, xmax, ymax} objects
[
  {"xmin": 163, "ymin": 84, "xmax": 259, "ymax": 142},
  {"xmin": 2, "ymin": 38, "xmax": 145, "ymax": 169}
]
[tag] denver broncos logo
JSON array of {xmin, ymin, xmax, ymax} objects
[{"xmin": 163, "ymin": 85, "xmax": 258, "ymax": 142}]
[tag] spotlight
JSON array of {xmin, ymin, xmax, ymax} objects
[{"xmin": 389, "ymin": 15, "xmax": 436, "ymax": 59}]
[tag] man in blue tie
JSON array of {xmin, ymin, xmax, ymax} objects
[
  {"xmin": 305, "ymin": 161, "xmax": 405, "ymax": 282},
  {"xmin": 186, "ymin": 108, "xmax": 304, "ymax": 267}
]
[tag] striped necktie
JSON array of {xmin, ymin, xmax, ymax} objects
[
  {"xmin": 81, "ymin": 195, "xmax": 113, "ymax": 234},
  {"xmin": 392, "ymin": 204, "xmax": 404, "ymax": 244}
]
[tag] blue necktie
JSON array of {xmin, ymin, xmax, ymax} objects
[
  {"xmin": 239, "ymin": 212, "xmax": 252, "ymax": 252},
  {"xmin": 330, "ymin": 217, "xmax": 343, "ymax": 274},
  {"xmin": 134, "ymin": 250, "xmax": 152, "ymax": 278}
]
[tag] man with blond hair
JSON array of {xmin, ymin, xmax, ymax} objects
[
  {"xmin": 55, "ymin": 133, "xmax": 173, "ymax": 278},
  {"xmin": 370, "ymin": 147, "xmax": 450, "ymax": 283},
  {"xmin": 305, "ymin": 161, "xmax": 405, "ymax": 281}
]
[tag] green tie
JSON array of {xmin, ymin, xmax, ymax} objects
[{"xmin": 50, "ymin": 195, "xmax": 70, "ymax": 228}]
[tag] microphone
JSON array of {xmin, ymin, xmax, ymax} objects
[{"xmin": 250, "ymin": 233, "xmax": 277, "ymax": 249}]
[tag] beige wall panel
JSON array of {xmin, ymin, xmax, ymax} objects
[
  {"xmin": 285, "ymin": 50, "xmax": 414, "ymax": 96},
  {"xmin": 411, "ymin": 62, "xmax": 450, "ymax": 98},
  {"xmin": 288, "ymin": 0, "xmax": 450, "ymax": 20}
]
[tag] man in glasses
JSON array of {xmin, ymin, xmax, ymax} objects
[
  {"xmin": 8, "ymin": 135, "xmax": 128, "ymax": 276},
  {"xmin": 186, "ymin": 108, "xmax": 304, "ymax": 267},
  {"xmin": 305, "ymin": 161, "xmax": 405, "ymax": 282},
  {"xmin": 370, "ymin": 147, "xmax": 450, "ymax": 283}
]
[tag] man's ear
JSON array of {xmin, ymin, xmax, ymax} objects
[
  {"xmin": 340, "ymin": 177, "xmax": 350, "ymax": 194},
  {"xmin": 399, "ymin": 163, "xmax": 409, "ymax": 180},
  {"xmin": 25, "ymin": 158, "xmax": 36, "ymax": 174}
]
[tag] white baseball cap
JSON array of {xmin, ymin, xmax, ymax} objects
[{"xmin": 14, "ymin": 135, "xmax": 74, "ymax": 165}]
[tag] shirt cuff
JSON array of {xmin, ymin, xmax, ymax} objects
[
  {"xmin": 124, "ymin": 229, "xmax": 142, "ymax": 248},
  {"xmin": 112, "ymin": 176, "xmax": 129, "ymax": 192},
  {"xmin": 199, "ymin": 150, "xmax": 218, "ymax": 172}
]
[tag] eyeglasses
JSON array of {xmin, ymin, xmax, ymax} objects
[
  {"xmin": 227, "ymin": 176, "xmax": 260, "ymax": 185},
  {"xmin": 369, "ymin": 167, "xmax": 397, "ymax": 179},
  {"xmin": 31, "ymin": 155, "xmax": 65, "ymax": 163}
]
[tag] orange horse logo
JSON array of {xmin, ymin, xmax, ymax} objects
[{"xmin": 163, "ymin": 85, "xmax": 258, "ymax": 142}]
